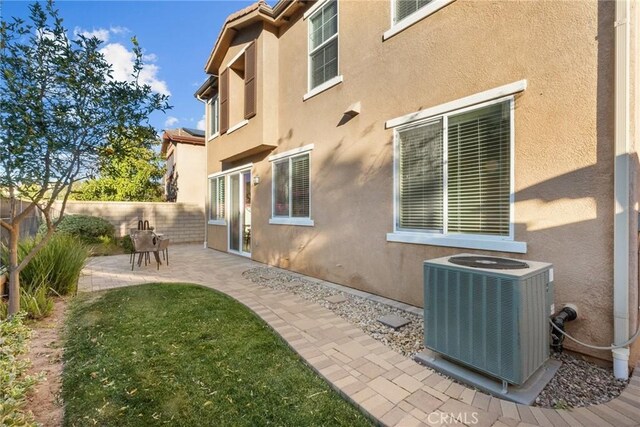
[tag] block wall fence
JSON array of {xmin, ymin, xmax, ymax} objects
[{"xmin": 55, "ymin": 201, "xmax": 205, "ymax": 244}]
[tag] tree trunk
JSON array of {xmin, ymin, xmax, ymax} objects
[{"xmin": 7, "ymin": 226, "xmax": 20, "ymax": 316}]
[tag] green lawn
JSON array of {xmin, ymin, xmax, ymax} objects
[{"xmin": 62, "ymin": 283, "xmax": 372, "ymax": 427}]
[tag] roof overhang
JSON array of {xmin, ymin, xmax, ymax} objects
[
  {"xmin": 220, "ymin": 143, "xmax": 277, "ymax": 164},
  {"xmin": 161, "ymin": 129, "xmax": 205, "ymax": 157},
  {"xmin": 204, "ymin": 0, "xmax": 309, "ymax": 74},
  {"xmin": 195, "ymin": 75, "xmax": 218, "ymax": 100}
]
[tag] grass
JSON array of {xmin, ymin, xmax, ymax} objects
[{"xmin": 62, "ymin": 283, "xmax": 373, "ymax": 427}]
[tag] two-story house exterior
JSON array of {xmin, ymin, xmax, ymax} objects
[{"xmin": 196, "ymin": 0, "xmax": 640, "ymax": 368}]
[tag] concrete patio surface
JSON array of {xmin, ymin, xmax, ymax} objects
[{"xmin": 79, "ymin": 244, "xmax": 640, "ymax": 427}]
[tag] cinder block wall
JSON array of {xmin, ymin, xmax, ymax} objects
[{"xmin": 55, "ymin": 201, "xmax": 205, "ymax": 244}]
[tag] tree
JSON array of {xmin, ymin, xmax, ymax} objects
[
  {"xmin": 72, "ymin": 138, "xmax": 165, "ymax": 202},
  {"xmin": 0, "ymin": 1, "xmax": 169, "ymax": 315}
]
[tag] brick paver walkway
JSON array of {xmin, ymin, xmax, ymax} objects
[{"xmin": 79, "ymin": 244, "xmax": 640, "ymax": 427}]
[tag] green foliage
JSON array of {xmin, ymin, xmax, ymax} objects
[
  {"xmin": 72, "ymin": 141, "xmax": 164, "ymax": 202},
  {"xmin": 39, "ymin": 215, "xmax": 114, "ymax": 243},
  {"xmin": 2, "ymin": 234, "xmax": 88, "ymax": 296},
  {"xmin": 0, "ymin": 285, "xmax": 54, "ymax": 321},
  {"xmin": 0, "ymin": 314, "xmax": 41, "ymax": 426},
  {"xmin": 63, "ymin": 284, "xmax": 372, "ymax": 426},
  {"xmin": 0, "ymin": 0, "xmax": 169, "ymax": 316},
  {"xmin": 121, "ymin": 235, "xmax": 134, "ymax": 253}
]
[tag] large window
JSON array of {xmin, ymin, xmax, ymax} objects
[
  {"xmin": 209, "ymin": 176, "xmax": 225, "ymax": 223},
  {"xmin": 308, "ymin": 0, "xmax": 338, "ymax": 90},
  {"xmin": 208, "ymin": 95, "xmax": 219, "ymax": 139},
  {"xmin": 396, "ymin": 99, "xmax": 512, "ymax": 238},
  {"xmin": 270, "ymin": 150, "xmax": 312, "ymax": 225}
]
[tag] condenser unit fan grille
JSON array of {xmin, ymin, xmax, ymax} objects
[{"xmin": 449, "ymin": 256, "xmax": 529, "ymax": 270}]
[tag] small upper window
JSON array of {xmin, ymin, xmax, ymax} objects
[
  {"xmin": 394, "ymin": 0, "xmax": 433, "ymax": 24},
  {"xmin": 207, "ymin": 95, "xmax": 219, "ymax": 139},
  {"xmin": 309, "ymin": 0, "xmax": 338, "ymax": 90}
]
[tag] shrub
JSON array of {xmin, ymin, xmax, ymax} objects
[
  {"xmin": 39, "ymin": 214, "xmax": 114, "ymax": 243},
  {"xmin": 0, "ymin": 285, "xmax": 54, "ymax": 321},
  {"xmin": 1, "ymin": 233, "xmax": 88, "ymax": 296},
  {"xmin": 121, "ymin": 235, "xmax": 134, "ymax": 253},
  {"xmin": 0, "ymin": 313, "xmax": 41, "ymax": 426}
]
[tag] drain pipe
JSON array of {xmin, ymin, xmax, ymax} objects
[
  {"xmin": 195, "ymin": 93, "xmax": 208, "ymax": 249},
  {"xmin": 613, "ymin": 0, "xmax": 632, "ymax": 380}
]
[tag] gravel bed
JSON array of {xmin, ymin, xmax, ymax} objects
[
  {"xmin": 242, "ymin": 266, "xmax": 629, "ymax": 408},
  {"xmin": 535, "ymin": 352, "xmax": 628, "ymax": 408}
]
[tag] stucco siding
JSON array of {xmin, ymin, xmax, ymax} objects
[{"xmin": 206, "ymin": 0, "xmax": 638, "ymax": 363}]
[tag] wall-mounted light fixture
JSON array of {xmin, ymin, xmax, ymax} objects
[{"xmin": 253, "ymin": 176, "xmax": 260, "ymax": 185}]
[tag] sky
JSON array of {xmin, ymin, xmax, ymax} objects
[{"xmin": 0, "ymin": 0, "xmax": 262, "ymax": 134}]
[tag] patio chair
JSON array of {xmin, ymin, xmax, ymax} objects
[
  {"xmin": 130, "ymin": 230, "xmax": 162, "ymax": 270},
  {"xmin": 158, "ymin": 237, "xmax": 170, "ymax": 266}
]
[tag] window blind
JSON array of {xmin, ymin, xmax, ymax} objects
[
  {"xmin": 216, "ymin": 176, "xmax": 225, "ymax": 219},
  {"xmin": 209, "ymin": 177, "xmax": 225, "ymax": 220},
  {"xmin": 273, "ymin": 160, "xmax": 290, "ymax": 217},
  {"xmin": 309, "ymin": 0, "xmax": 338, "ymax": 89},
  {"xmin": 398, "ymin": 119, "xmax": 443, "ymax": 231},
  {"xmin": 447, "ymin": 101, "xmax": 511, "ymax": 236},
  {"xmin": 395, "ymin": 0, "xmax": 433, "ymax": 23},
  {"xmin": 291, "ymin": 154, "xmax": 310, "ymax": 217}
]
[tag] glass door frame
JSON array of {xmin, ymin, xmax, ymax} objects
[{"xmin": 227, "ymin": 167, "xmax": 252, "ymax": 258}]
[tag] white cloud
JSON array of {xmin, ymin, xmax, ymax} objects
[
  {"xmin": 109, "ymin": 26, "xmax": 130, "ymax": 35},
  {"xmin": 73, "ymin": 26, "xmax": 110, "ymax": 42},
  {"xmin": 100, "ymin": 43, "xmax": 171, "ymax": 96},
  {"xmin": 164, "ymin": 116, "xmax": 179, "ymax": 128},
  {"xmin": 196, "ymin": 115, "xmax": 206, "ymax": 131}
]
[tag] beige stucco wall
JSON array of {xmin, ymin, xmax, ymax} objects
[
  {"xmin": 175, "ymin": 144, "xmax": 206, "ymax": 206},
  {"xmin": 206, "ymin": 0, "xmax": 638, "ymax": 363}
]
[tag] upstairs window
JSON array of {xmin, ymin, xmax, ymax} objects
[
  {"xmin": 207, "ymin": 95, "xmax": 219, "ymax": 139},
  {"xmin": 309, "ymin": 0, "xmax": 338, "ymax": 90},
  {"xmin": 219, "ymin": 41, "xmax": 257, "ymax": 135}
]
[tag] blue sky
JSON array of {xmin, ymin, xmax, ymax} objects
[{"xmin": 1, "ymin": 0, "xmax": 262, "ymax": 134}]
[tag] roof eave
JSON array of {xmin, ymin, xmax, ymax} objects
[{"xmin": 204, "ymin": 0, "xmax": 304, "ymax": 74}]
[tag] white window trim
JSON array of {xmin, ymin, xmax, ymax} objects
[
  {"xmin": 307, "ymin": 0, "xmax": 340, "ymax": 94},
  {"xmin": 269, "ymin": 148, "xmax": 313, "ymax": 226},
  {"xmin": 226, "ymin": 119, "xmax": 249, "ymax": 135},
  {"xmin": 386, "ymin": 80, "xmax": 527, "ymax": 129},
  {"xmin": 303, "ymin": 75, "xmax": 343, "ymax": 101},
  {"xmin": 208, "ymin": 163, "xmax": 254, "ymax": 179},
  {"xmin": 269, "ymin": 217, "xmax": 315, "ymax": 227},
  {"xmin": 386, "ymin": 232, "xmax": 526, "ymax": 253},
  {"xmin": 303, "ymin": 0, "xmax": 330, "ymax": 20},
  {"xmin": 384, "ymin": 0, "xmax": 456, "ymax": 41},
  {"xmin": 389, "ymin": 95, "xmax": 527, "ymax": 254},
  {"xmin": 268, "ymin": 144, "xmax": 315, "ymax": 162},
  {"xmin": 225, "ymin": 45, "xmax": 248, "ymax": 69}
]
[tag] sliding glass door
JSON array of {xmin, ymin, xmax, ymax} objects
[{"xmin": 228, "ymin": 170, "xmax": 251, "ymax": 257}]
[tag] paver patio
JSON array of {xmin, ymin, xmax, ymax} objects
[{"xmin": 79, "ymin": 244, "xmax": 640, "ymax": 427}]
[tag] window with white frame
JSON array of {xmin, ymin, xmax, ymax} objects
[
  {"xmin": 308, "ymin": 0, "xmax": 338, "ymax": 90},
  {"xmin": 209, "ymin": 176, "xmax": 225, "ymax": 222},
  {"xmin": 272, "ymin": 153, "xmax": 310, "ymax": 219},
  {"xmin": 396, "ymin": 99, "xmax": 512, "ymax": 238},
  {"xmin": 394, "ymin": 0, "xmax": 433, "ymax": 23},
  {"xmin": 207, "ymin": 95, "xmax": 219, "ymax": 138}
]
